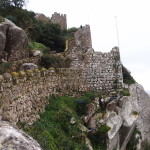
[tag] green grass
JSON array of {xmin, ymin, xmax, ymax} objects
[
  {"xmin": 28, "ymin": 42, "xmax": 50, "ymax": 54},
  {"xmin": 120, "ymin": 88, "xmax": 130, "ymax": 96},
  {"xmin": 18, "ymin": 92, "xmax": 100, "ymax": 150}
]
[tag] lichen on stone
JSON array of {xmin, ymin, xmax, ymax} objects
[
  {"xmin": 26, "ymin": 70, "xmax": 33, "ymax": 77},
  {"xmin": 11, "ymin": 72, "xmax": 19, "ymax": 77},
  {"xmin": 33, "ymin": 69, "xmax": 40, "ymax": 72},
  {"xmin": 18, "ymin": 71, "xmax": 26, "ymax": 77},
  {"xmin": 41, "ymin": 68, "xmax": 47, "ymax": 72}
]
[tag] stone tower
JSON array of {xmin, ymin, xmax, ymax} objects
[
  {"xmin": 51, "ymin": 12, "xmax": 67, "ymax": 30},
  {"xmin": 74, "ymin": 25, "xmax": 92, "ymax": 52}
]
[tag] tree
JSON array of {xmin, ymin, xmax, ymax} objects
[
  {"xmin": 11, "ymin": 0, "xmax": 27, "ymax": 8},
  {"xmin": 0, "ymin": 0, "xmax": 10, "ymax": 8},
  {"xmin": 0, "ymin": 0, "xmax": 27, "ymax": 8}
]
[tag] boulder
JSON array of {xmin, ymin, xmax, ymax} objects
[
  {"xmin": 33, "ymin": 50, "xmax": 42, "ymax": 57},
  {"xmin": 0, "ymin": 19, "xmax": 28, "ymax": 61},
  {"xmin": 20, "ymin": 63, "xmax": 38, "ymax": 71},
  {"xmin": 106, "ymin": 112, "xmax": 122, "ymax": 139},
  {"xmin": 3, "ymin": 73, "xmax": 12, "ymax": 81},
  {"xmin": 118, "ymin": 96, "xmax": 136, "ymax": 127},
  {"xmin": 106, "ymin": 100, "xmax": 117, "ymax": 112},
  {"xmin": 0, "ymin": 121, "xmax": 41, "ymax": 150},
  {"xmin": 88, "ymin": 113, "xmax": 103, "ymax": 128}
]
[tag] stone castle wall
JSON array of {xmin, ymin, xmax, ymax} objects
[
  {"xmin": 0, "ymin": 68, "xmax": 87, "ymax": 125},
  {"xmin": 0, "ymin": 55, "xmax": 123, "ymax": 125},
  {"xmin": 51, "ymin": 12, "xmax": 67, "ymax": 30},
  {"xmin": 65, "ymin": 25, "xmax": 123, "ymax": 92},
  {"xmin": 10, "ymin": 56, "xmax": 40, "ymax": 71},
  {"xmin": 0, "ymin": 25, "xmax": 123, "ymax": 125}
]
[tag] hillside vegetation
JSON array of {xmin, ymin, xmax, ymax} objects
[
  {"xmin": 0, "ymin": 1, "xmax": 77, "ymax": 53},
  {"xmin": 17, "ymin": 92, "xmax": 111, "ymax": 150}
]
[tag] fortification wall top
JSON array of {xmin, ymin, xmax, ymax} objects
[
  {"xmin": 51, "ymin": 12, "xmax": 67, "ymax": 30},
  {"xmin": 74, "ymin": 25, "xmax": 92, "ymax": 52}
]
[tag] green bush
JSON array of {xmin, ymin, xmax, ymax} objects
[
  {"xmin": 88, "ymin": 124, "xmax": 111, "ymax": 150},
  {"xmin": 0, "ymin": 62, "xmax": 11, "ymax": 74},
  {"xmin": 98, "ymin": 125, "xmax": 111, "ymax": 133},
  {"xmin": 0, "ymin": 6, "xmax": 67, "ymax": 53},
  {"xmin": 120, "ymin": 88, "xmax": 130, "ymax": 96},
  {"xmin": 41, "ymin": 54, "xmax": 71, "ymax": 68},
  {"xmin": 33, "ymin": 21, "xmax": 66, "ymax": 52},
  {"xmin": 114, "ymin": 79, "xmax": 118, "ymax": 90},
  {"xmin": 5, "ymin": 15, "xmax": 17, "ymax": 23},
  {"xmin": 122, "ymin": 65, "xmax": 136, "ymax": 84},
  {"xmin": 28, "ymin": 42, "xmax": 50, "ymax": 54},
  {"xmin": 63, "ymin": 27, "xmax": 78, "ymax": 39}
]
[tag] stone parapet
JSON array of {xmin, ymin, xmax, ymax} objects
[{"xmin": 51, "ymin": 12, "xmax": 67, "ymax": 30}]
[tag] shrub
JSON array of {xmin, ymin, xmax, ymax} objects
[
  {"xmin": 122, "ymin": 65, "xmax": 136, "ymax": 84},
  {"xmin": 98, "ymin": 125, "xmax": 111, "ymax": 133},
  {"xmin": 28, "ymin": 42, "xmax": 50, "ymax": 54},
  {"xmin": 63, "ymin": 27, "xmax": 78, "ymax": 39},
  {"xmin": 114, "ymin": 79, "xmax": 118, "ymax": 90},
  {"xmin": 0, "ymin": 6, "xmax": 79, "ymax": 53},
  {"xmin": 41, "ymin": 54, "xmax": 71, "ymax": 68},
  {"xmin": 5, "ymin": 15, "xmax": 17, "ymax": 23},
  {"xmin": 0, "ymin": 62, "xmax": 11, "ymax": 74},
  {"xmin": 88, "ymin": 124, "xmax": 111, "ymax": 150},
  {"xmin": 120, "ymin": 88, "xmax": 130, "ymax": 96}
]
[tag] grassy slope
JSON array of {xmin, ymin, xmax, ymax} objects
[{"xmin": 17, "ymin": 93, "xmax": 98, "ymax": 150}]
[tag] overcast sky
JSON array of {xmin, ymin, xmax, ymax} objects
[{"xmin": 27, "ymin": 0, "xmax": 150, "ymax": 91}]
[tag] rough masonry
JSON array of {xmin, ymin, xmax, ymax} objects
[
  {"xmin": 51, "ymin": 12, "xmax": 67, "ymax": 30},
  {"xmin": 0, "ymin": 23, "xmax": 123, "ymax": 126}
]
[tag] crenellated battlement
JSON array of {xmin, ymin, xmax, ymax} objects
[{"xmin": 51, "ymin": 12, "xmax": 67, "ymax": 29}]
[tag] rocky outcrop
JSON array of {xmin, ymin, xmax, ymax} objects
[
  {"xmin": 33, "ymin": 50, "xmax": 42, "ymax": 56},
  {"xmin": 0, "ymin": 19, "xmax": 28, "ymax": 61},
  {"xmin": 133, "ymin": 84, "xmax": 150, "ymax": 142},
  {"xmin": 106, "ymin": 112, "xmax": 122, "ymax": 140},
  {"xmin": 0, "ymin": 121, "xmax": 41, "ymax": 150},
  {"xmin": 118, "ymin": 96, "xmax": 137, "ymax": 127},
  {"xmin": 20, "ymin": 63, "xmax": 38, "ymax": 71},
  {"xmin": 105, "ymin": 83, "xmax": 150, "ymax": 150}
]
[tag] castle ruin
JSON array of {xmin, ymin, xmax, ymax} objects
[
  {"xmin": 0, "ymin": 24, "xmax": 124, "ymax": 125},
  {"xmin": 51, "ymin": 12, "xmax": 67, "ymax": 30}
]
